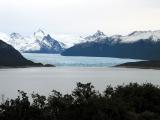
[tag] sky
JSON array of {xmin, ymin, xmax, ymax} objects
[{"xmin": 0, "ymin": 0, "xmax": 160, "ymax": 36}]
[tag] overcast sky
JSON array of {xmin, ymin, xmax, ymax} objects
[{"xmin": 0, "ymin": 0, "xmax": 160, "ymax": 36}]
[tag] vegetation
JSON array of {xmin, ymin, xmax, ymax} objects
[{"xmin": 0, "ymin": 82, "xmax": 160, "ymax": 120}]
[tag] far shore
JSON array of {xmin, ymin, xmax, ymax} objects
[
  {"xmin": 116, "ymin": 66, "xmax": 160, "ymax": 70},
  {"xmin": 0, "ymin": 64, "xmax": 55, "ymax": 69},
  {"xmin": 116, "ymin": 60, "xmax": 160, "ymax": 70}
]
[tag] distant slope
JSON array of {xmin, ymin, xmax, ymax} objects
[
  {"xmin": 52, "ymin": 33, "xmax": 85, "ymax": 48},
  {"xmin": 52, "ymin": 30, "xmax": 107, "ymax": 48},
  {"xmin": 0, "ymin": 29, "xmax": 64, "ymax": 54},
  {"xmin": 62, "ymin": 30, "xmax": 160, "ymax": 60},
  {"xmin": 0, "ymin": 40, "xmax": 52, "ymax": 67},
  {"xmin": 0, "ymin": 30, "xmax": 108, "ymax": 53},
  {"xmin": 116, "ymin": 60, "xmax": 160, "ymax": 69}
]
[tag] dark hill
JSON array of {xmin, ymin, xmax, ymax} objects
[
  {"xmin": 0, "ymin": 40, "xmax": 54, "ymax": 67},
  {"xmin": 116, "ymin": 60, "xmax": 160, "ymax": 69},
  {"xmin": 62, "ymin": 38, "xmax": 160, "ymax": 60}
]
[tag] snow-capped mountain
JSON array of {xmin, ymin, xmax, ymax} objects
[
  {"xmin": 0, "ymin": 29, "xmax": 108, "ymax": 53},
  {"xmin": 112, "ymin": 30, "xmax": 160, "ymax": 43},
  {"xmin": 83, "ymin": 30, "xmax": 160, "ymax": 43},
  {"xmin": 0, "ymin": 32, "xmax": 10, "ymax": 42},
  {"xmin": 84, "ymin": 30, "xmax": 107, "ymax": 41},
  {"xmin": 1, "ymin": 29, "xmax": 160, "ymax": 55},
  {"xmin": 52, "ymin": 30, "xmax": 107, "ymax": 48},
  {"xmin": 62, "ymin": 30, "xmax": 160, "ymax": 60},
  {"xmin": 52, "ymin": 34, "xmax": 85, "ymax": 48},
  {"xmin": 0, "ymin": 29, "xmax": 64, "ymax": 53}
]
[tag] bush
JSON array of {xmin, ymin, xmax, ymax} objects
[{"xmin": 0, "ymin": 82, "xmax": 160, "ymax": 120}]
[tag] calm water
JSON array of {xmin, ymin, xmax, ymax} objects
[
  {"xmin": 22, "ymin": 53, "xmax": 139, "ymax": 67},
  {"xmin": 0, "ymin": 53, "xmax": 159, "ymax": 99},
  {"xmin": 0, "ymin": 67, "xmax": 160, "ymax": 99}
]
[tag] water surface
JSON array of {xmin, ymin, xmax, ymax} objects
[
  {"xmin": 0, "ymin": 54, "xmax": 157, "ymax": 99},
  {"xmin": 0, "ymin": 67, "xmax": 159, "ymax": 98}
]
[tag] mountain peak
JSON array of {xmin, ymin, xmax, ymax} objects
[
  {"xmin": 84, "ymin": 30, "xmax": 107, "ymax": 41},
  {"xmin": 34, "ymin": 29, "xmax": 45, "ymax": 37},
  {"xmin": 120, "ymin": 30, "xmax": 160, "ymax": 43},
  {"xmin": 128, "ymin": 31, "xmax": 149, "ymax": 36},
  {"xmin": 10, "ymin": 32, "xmax": 23, "ymax": 39},
  {"xmin": 94, "ymin": 30, "xmax": 106, "ymax": 37},
  {"xmin": 43, "ymin": 34, "xmax": 52, "ymax": 41}
]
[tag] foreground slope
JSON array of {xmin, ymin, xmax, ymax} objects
[{"xmin": 0, "ymin": 40, "xmax": 53, "ymax": 67}]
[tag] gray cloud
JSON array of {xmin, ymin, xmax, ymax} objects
[{"xmin": 0, "ymin": 0, "xmax": 160, "ymax": 36}]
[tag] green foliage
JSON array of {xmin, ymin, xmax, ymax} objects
[{"xmin": 0, "ymin": 82, "xmax": 160, "ymax": 120}]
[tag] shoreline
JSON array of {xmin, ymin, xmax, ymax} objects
[
  {"xmin": 116, "ymin": 66, "xmax": 160, "ymax": 70},
  {"xmin": 116, "ymin": 60, "xmax": 160, "ymax": 70},
  {"xmin": 0, "ymin": 65, "xmax": 160, "ymax": 70},
  {"xmin": 0, "ymin": 64, "xmax": 55, "ymax": 69}
]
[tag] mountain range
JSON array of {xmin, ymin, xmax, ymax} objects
[
  {"xmin": 62, "ymin": 30, "xmax": 160, "ymax": 60},
  {"xmin": 0, "ymin": 29, "xmax": 64, "ymax": 53},
  {"xmin": 1, "ymin": 29, "xmax": 160, "ymax": 60},
  {"xmin": 0, "ymin": 29, "xmax": 109, "ymax": 54}
]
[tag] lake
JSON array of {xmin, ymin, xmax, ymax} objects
[
  {"xmin": 0, "ymin": 53, "xmax": 159, "ymax": 99},
  {"xmin": 0, "ymin": 67, "xmax": 160, "ymax": 99}
]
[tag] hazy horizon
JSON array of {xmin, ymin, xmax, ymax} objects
[{"xmin": 0, "ymin": 0, "xmax": 160, "ymax": 36}]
